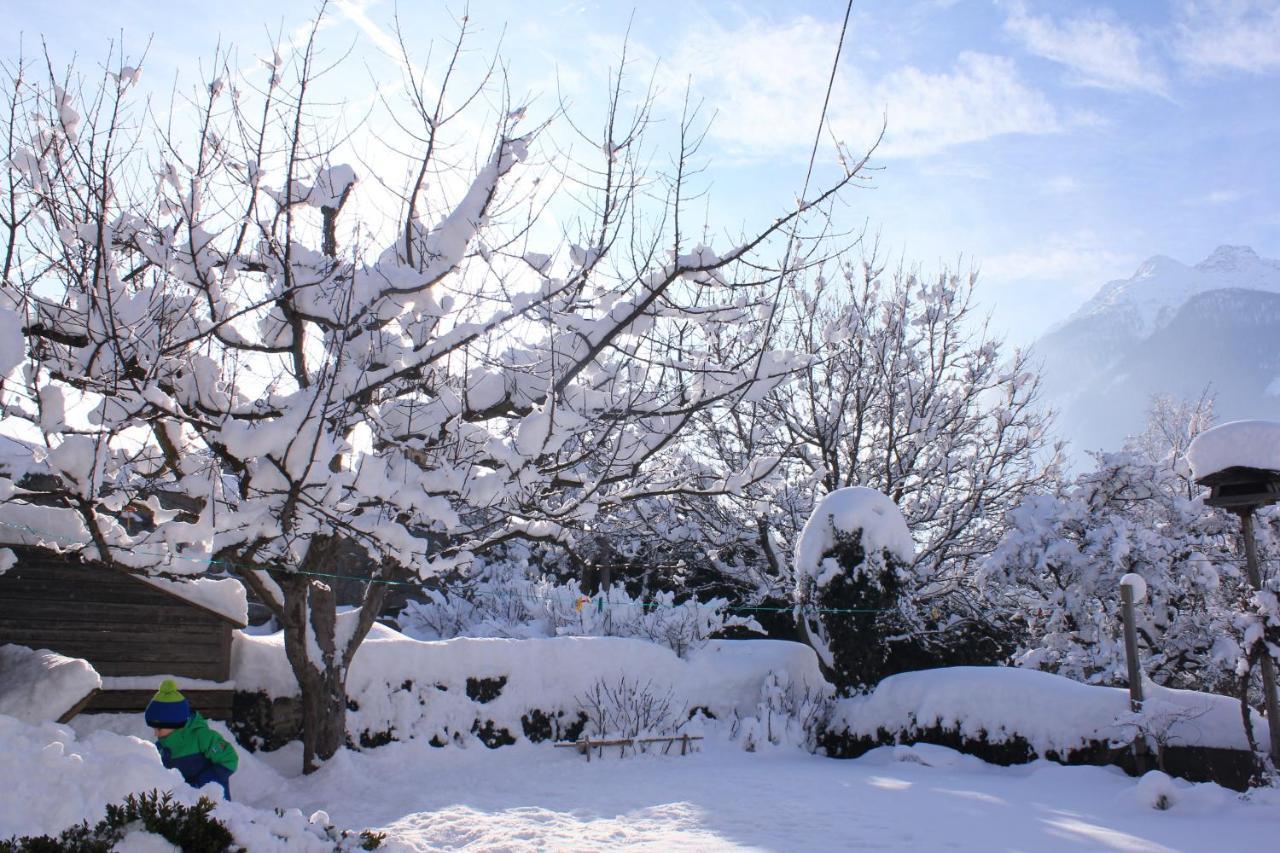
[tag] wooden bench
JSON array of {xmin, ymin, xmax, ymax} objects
[{"xmin": 554, "ymin": 733, "xmax": 703, "ymax": 761}]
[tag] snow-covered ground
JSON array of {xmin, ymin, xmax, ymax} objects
[{"xmin": 48, "ymin": 714, "xmax": 1280, "ymax": 852}]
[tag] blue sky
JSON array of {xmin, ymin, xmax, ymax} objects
[{"xmin": 3, "ymin": 0, "xmax": 1278, "ymax": 344}]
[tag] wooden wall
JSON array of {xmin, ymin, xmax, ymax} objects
[{"xmin": 0, "ymin": 549, "xmax": 233, "ymax": 681}]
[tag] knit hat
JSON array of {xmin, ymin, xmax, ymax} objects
[{"xmin": 144, "ymin": 679, "xmax": 191, "ymax": 728}]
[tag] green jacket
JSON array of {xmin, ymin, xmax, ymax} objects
[{"xmin": 156, "ymin": 712, "xmax": 238, "ymax": 797}]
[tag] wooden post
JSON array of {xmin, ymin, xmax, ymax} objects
[
  {"xmin": 600, "ymin": 563, "xmax": 612, "ymax": 634},
  {"xmin": 1120, "ymin": 578, "xmax": 1150, "ymax": 773},
  {"xmin": 1238, "ymin": 511, "xmax": 1280, "ymax": 761},
  {"xmin": 1120, "ymin": 584, "xmax": 1145, "ymax": 713}
]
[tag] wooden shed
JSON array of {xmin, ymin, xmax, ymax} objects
[{"xmin": 0, "ymin": 547, "xmax": 248, "ymax": 719}]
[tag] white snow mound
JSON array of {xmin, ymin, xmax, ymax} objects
[
  {"xmin": 795, "ymin": 486, "xmax": 914, "ymax": 581},
  {"xmin": 0, "ymin": 644, "xmax": 101, "ymax": 723},
  {"xmin": 1186, "ymin": 419, "xmax": 1280, "ymax": 480},
  {"xmin": 0, "ymin": 713, "xmax": 377, "ymax": 849}
]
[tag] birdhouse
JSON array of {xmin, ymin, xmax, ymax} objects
[{"xmin": 1195, "ymin": 465, "xmax": 1280, "ymax": 511}]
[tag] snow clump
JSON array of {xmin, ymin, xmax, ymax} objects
[
  {"xmin": 1119, "ymin": 573, "xmax": 1147, "ymax": 603},
  {"xmin": 794, "ymin": 486, "xmax": 913, "ymax": 585},
  {"xmin": 1186, "ymin": 419, "xmax": 1280, "ymax": 480}
]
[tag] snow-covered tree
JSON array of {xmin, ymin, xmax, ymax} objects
[
  {"xmin": 679, "ymin": 258, "xmax": 1060, "ymax": 650},
  {"xmin": 982, "ymin": 452, "xmax": 1252, "ymax": 693},
  {"xmin": 1125, "ymin": 390, "xmax": 1216, "ymax": 496},
  {"xmin": 794, "ymin": 487, "xmax": 915, "ymax": 693},
  {"xmin": 0, "ymin": 18, "xmax": 873, "ymax": 768}
]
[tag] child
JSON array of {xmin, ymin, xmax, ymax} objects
[{"xmin": 144, "ymin": 679, "xmax": 239, "ymax": 800}]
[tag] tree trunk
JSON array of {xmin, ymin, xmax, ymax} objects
[
  {"xmin": 236, "ymin": 534, "xmax": 395, "ymax": 775},
  {"xmin": 278, "ymin": 570, "xmax": 347, "ymax": 773},
  {"xmin": 269, "ymin": 536, "xmax": 393, "ymax": 774},
  {"xmin": 299, "ymin": 660, "xmax": 349, "ymax": 773}
]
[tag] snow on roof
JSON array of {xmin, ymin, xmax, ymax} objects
[
  {"xmin": 0, "ymin": 644, "xmax": 101, "ymax": 723},
  {"xmin": 795, "ymin": 487, "xmax": 914, "ymax": 581},
  {"xmin": 1186, "ymin": 419, "xmax": 1280, "ymax": 481},
  {"xmin": 830, "ymin": 666, "xmax": 1267, "ymax": 754},
  {"xmin": 136, "ymin": 575, "xmax": 249, "ymax": 626}
]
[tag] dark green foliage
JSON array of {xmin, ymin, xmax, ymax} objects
[
  {"xmin": 0, "ymin": 824, "xmax": 112, "ymax": 853},
  {"xmin": 521, "ymin": 709, "xmax": 589, "ymax": 743},
  {"xmin": 230, "ymin": 690, "xmax": 302, "ymax": 753},
  {"xmin": 818, "ymin": 717, "xmax": 1265, "ymax": 791},
  {"xmin": 802, "ymin": 524, "xmax": 1017, "ymax": 693},
  {"xmin": 802, "ymin": 526, "xmax": 905, "ymax": 693},
  {"xmin": 881, "ymin": 614, "xmax": 1020, "ymax": 676},
  {"xmin": 1, "ymin": 791, "xmax": 234, "ymax": 853},
  {"xmin": 357, "ymin": 729, "xmax": 395, "ymax": 749},
  {"xmin": 470, "ymin": 719, "xmax": 517, "ymax": 748},
  {"xmin": 104, "ymin": 792, "xmax": 234, "ymax": 852},
  {"xmin": 356, "ymin": 830, "xmax": 386, "ymax": 849},
  {"xmin": 465, "ymin": 676, "xmax": 507, "ymax": 704}
]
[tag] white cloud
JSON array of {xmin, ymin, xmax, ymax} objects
[
  {"xmin": 982, "ymin": 232, "xmax": 1137, "ymax": 296},
  {"xmin": 1174, "ymin": 0, "xmax": 1280, "ymax": 74},
  {"xmin": 1003, "ymin": 2, "xmax": 1169, "ymax": 95},
  {"xmin": 1042, "ymin": 175, "xmax": 1082, "ymax": 194},
  {"xmin": 656, "ymin": 17, "xmax": 1062, "ymax": 160},
  {"xmin": 655, "ymin": 18, "xmax": 839, "ymax": 157},
  {"xmin": 1197, "ymin": 188, "xmax": 1251, "ymax": 205},
  {"xmin": 867, "ymin": 52, "xmax": 1061, "ymax": 157}
]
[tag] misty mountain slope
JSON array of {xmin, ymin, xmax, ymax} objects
[{"xmin": 1032, "ymin": 246, "xmax": 1280, "ymax": 455}]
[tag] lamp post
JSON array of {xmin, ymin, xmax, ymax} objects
[{"xmin": 1195, "ymin": 464, "xmax": 1280, "ymax": 760}]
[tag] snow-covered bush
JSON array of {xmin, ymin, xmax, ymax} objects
[
  {"xmin": 731, "ymin": 670, "xmax": 833, "ymax": 753},
  {"xmin": 794, "ymin": 488, "xmax": 915, "ymax": 693},
  {"xmin": 232, "ymin": 629, "xmax": 828, "ymax": 752},
  {"xmin": 1, "ymin": 790, "xmax": 235, "ymax": 852},
  {"xmin": 396, "ymin": 554, "xmax": 761, "ymax": 657},
  {"xmin": 983, "ymin": 452, "xmax": 1256, "ymax": 694}
]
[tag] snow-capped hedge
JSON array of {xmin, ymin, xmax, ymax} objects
[
  {"xmin": 232, "ymin": 629, "xmax": 825, "ymax": 749},
  {"xmin": 828, "ymin": 666, "xmax": 1266, "ymax": 754},
  {"xmin": 823, "ymin": 666, "xmax": 1269, "ymax": 789}
]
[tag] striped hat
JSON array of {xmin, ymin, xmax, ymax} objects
[{"xmin": 144, "ymin": 679, "xmax": 191, "ymax": 728}]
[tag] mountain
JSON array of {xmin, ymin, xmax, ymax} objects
[{"xmin": 1032, "ymin": 246, "xmax": 1280, "ymax": 455}]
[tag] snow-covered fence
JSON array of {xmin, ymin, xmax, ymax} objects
[{"xmin": 821, "ymin": 666, "xmax": 1269, "ymax": 790}]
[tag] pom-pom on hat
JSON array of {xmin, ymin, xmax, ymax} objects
[{"xmin": 144, "ymin": 679, "xmax": 191, "ymax": 728}]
